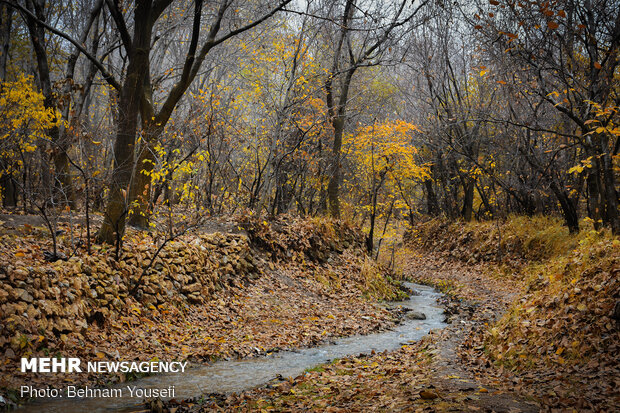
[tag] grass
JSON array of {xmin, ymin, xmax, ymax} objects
[{"xmin": 360, "ymin": 257, "xmax": 407, "ymax": 301}]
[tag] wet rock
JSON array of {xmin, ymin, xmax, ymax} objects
[{"xmin": 406, "ymin": 311, "xmax": 426, "ymax": 320}]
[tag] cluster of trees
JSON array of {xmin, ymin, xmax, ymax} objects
[{"xmin": 0, "ymin": 0, "xmax": 618, "ymax": 253}]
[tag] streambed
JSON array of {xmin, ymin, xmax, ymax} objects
[{"xmin": 16, "ymin": 283, "xmax": 445, "ymax": 412}]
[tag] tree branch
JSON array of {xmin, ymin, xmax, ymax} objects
[{"xmin": 3, "ymin": 0, "xmax": 120, "ymax": 90}]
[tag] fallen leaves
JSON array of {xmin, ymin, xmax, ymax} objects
[
  {"xmin": 0, "ymin": 215, "xmax": 401, "ymax": 397},
  {"xmin": 405, "ymin": 218, "xmax": 619, "ymax": 411}
]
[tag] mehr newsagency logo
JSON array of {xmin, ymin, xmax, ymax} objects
[{"xmin": 19, "ymin": 357, "xmax": 184, "ymax": 399}]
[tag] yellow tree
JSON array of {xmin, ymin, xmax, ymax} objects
[
  {"xmin": 345, "ymin": 120, "xmax": 428, "ymax": 252},
  {"xmin": 0, "ymin": 75, "xmax": 62, "ymax": 205}
]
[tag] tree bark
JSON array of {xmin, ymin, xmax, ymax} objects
[
  {"xmin": 424, "ymin": 178, "xmax": 439, "ymax": 216},
  {"xmin": 0, "ymin": 3, "xmax": 11, "ymax": 80},
  {"xmin": 24, "ymin": 0, "xmax": 75, "ymax": 207},
  {"xmin": 599, "ymin": 133, "xmax": 620, "ymax": 234},
  {"xmin": 0, "ymin": 4, "xmax": 16, "ymax": 207},
  {"xmin": 96, "ymin": 0, "xmax": 153, "ymax": 244},
  {"xmin": 549, "ymin": 180, "xmax": 580, "ymax": 234},
  {"xmin": 461, "ymin": 178, "xmax": 475, "ymax": 222}
]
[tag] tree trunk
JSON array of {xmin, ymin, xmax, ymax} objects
[
  {"xmin": 549, "ymin": 180, "xmax": 580, "ymax": 234},
  {"xmin": 327, "ymin": 116, "xmax": 344, "ymax": 218},
  {"xmin": 0, "ymin": 5, "xmax": 15, "ymax": 207},
  {"xmin": 599, "ymin": 133, "xmax": 620, "ymax": 234},
  {"xmin": 424, "ymin": 178, "xmax": 439, "ymax": 215},
  {"xmin": 127, "ymin": 139, "xmax": 155, "ymax": 229},
  {"xmin": 0, "ymin": 4, "xmax": 11, "ymax": 80},
  {"xmin": 24, "ymin": 0, "xmax": 75, "ymax": 207},
  {"xmin": 97, "ymin": 1, "xmax": 153, "ymax": 244},
  {"xmin": 586, "ymin": 163, "xmax": 602, "ymax": 230},
  {"xmin": 461, "ymin": 178, "xmax": 475, "ymax": 222}
]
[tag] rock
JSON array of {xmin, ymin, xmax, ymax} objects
[
  {"xmin": 184, "ymin": 282, "xmax": 202, "ymax": 293},
  {"xmin": 19, "ymin": 290, "xmax": 34, "ymax": 303},
  {"xmin": 419, "ymin": 390, "xmax": 438, "ymax": 400},
  {"xmin": 406, "ymin": 311, "xmax": 426, "ymax": 320},
  {"xmin": 13, "ymin": 268, "xmax": 28, "ymax": 281},
  {"xmin": 10, "ymin": 287, "xmax": 24, "ymax": 301}
]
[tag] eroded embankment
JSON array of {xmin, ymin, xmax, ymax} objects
[
  {"xmin": 405, "ymin": 217, "xmax": 619, "ymax": 411},
  {"xmin": 194, "ymin": 217, "xmax": 617, "ymax": 412},
  {"xmin": 0, "ymin": 215, "xmax": 403, "ymax": 403}
]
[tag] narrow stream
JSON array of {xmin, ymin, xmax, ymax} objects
[{"xmin": 16, "ymin": 283, "xmax": 445, "ymax": 412}]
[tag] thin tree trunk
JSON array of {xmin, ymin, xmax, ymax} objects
[
  {"xmin": 24, "ymin": 0, "xmax": 75, "ymax": 207},
  {"xmin": 0, "ymin": 4, "xmax": 11, "ymax": 80},
  {"xmin": 0, "ymin": 5, "xmax": 16, "ymax": 207},
  {"xmin": 599, "ymin": 133, "xmax": 620, "ymax": 234}
]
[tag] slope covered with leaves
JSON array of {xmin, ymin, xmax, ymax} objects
[
  {"xmin": 407, "ymin": 217, "xmax": 620, "ymax": 410},
  {"xmin": 0, "ymin": 214, "xmax": 403, "ymax": 399}
]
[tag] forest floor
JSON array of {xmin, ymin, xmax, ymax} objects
[
  {"xmin": 2, "ymin": 214, "xmax": 617, "ymax": 412},
  {"xmin": 163, "ymin": 251, "xmax": 540, "ymax": 412},
  {"xmin": 167, "ymin": 217, "xmax": 618, "ymax": 412},
  {"xmin": 0, "ymin": 213, "xmax": 405, "ymax": 406}
]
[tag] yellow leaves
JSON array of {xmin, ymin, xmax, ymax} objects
[
  {"xmin": 479, "ymin": 70, "xmax": 488, "ymax": 77},
  {"xmin": 0, "ymin": 75, "xmax": 60, "ymax": 158},
  {"xmin": 568, "ymin": 156, "xmax": 594, "ymax": 174},
  {"xmin": 567, "ymin": 165, "xmax": 584, "ymax": 174},
  {"xmin": 345, "ymin": 119, "xmax": 429, "ymax": 217}
]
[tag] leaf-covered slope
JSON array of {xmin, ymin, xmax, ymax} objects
[
  {"xmin": 406, "ymin": 217, "xmax": 620, "ymax": 410},
  {"xmin": 0, "ymin": 215, "xmax": 402, "ymax": 394}
]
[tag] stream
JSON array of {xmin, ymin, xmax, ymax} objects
[{"xmin": 16, "ymin": 283, "xmax": 445, "ymax": 412}]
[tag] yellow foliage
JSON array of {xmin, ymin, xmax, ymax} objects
[
  {"xmin": 0, "ymin": 75, "xmax": 60, "ymax": 161},
  {"xmin": 346, "ymin": 120, "xmax": 429, "ymax": 181}
]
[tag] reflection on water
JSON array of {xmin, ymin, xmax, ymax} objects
[{"xmin": 17, "ymin": 283, "xmax": 445, "ymax": 412}]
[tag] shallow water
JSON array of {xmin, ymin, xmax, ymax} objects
[{"xmin": 16, "ymin": 283, "xmax": 445, "ymax": 412}]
